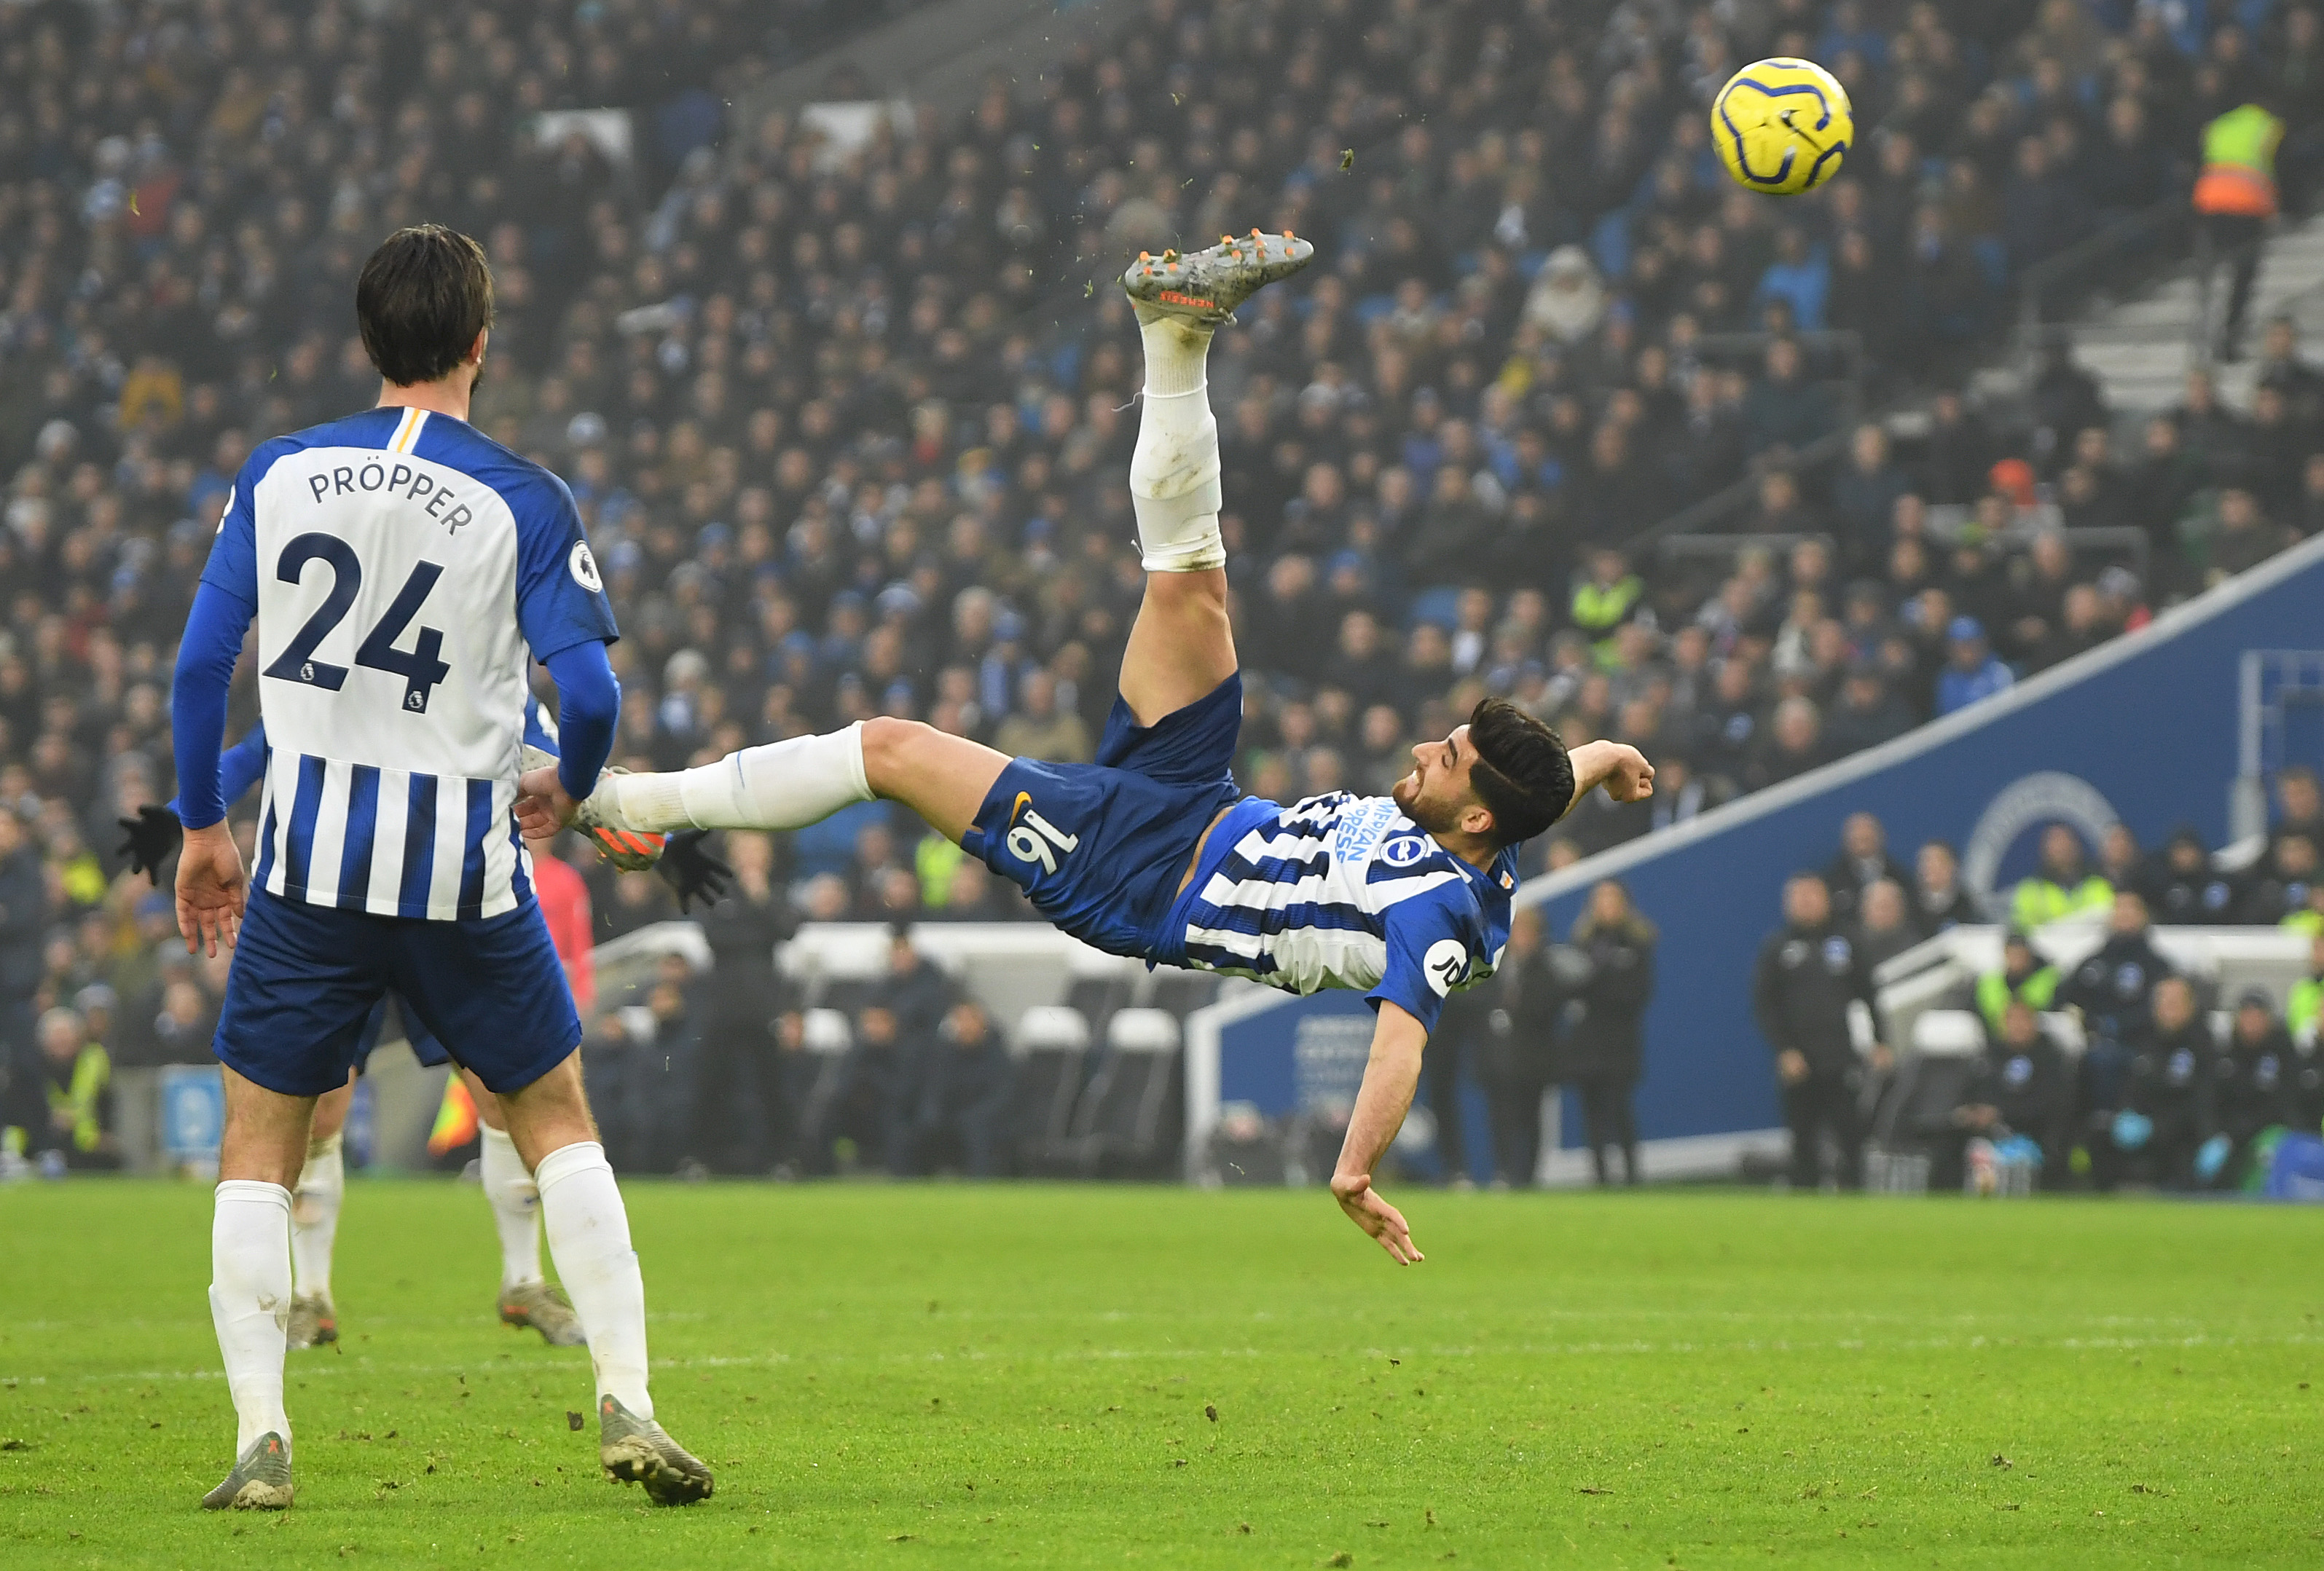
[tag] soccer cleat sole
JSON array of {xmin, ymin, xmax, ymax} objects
[
  {"xmin": 200, "ymin": 1432, "xmax": 294, "ymax": 1511},
  {"xmin": 1120, "ymin": 229, "xmax": 1316, "ymax": 325},
  {"xmin": 581, "ymin": 823, "xmax": 665, "ymax": 873},
  {"xmin": 599, "ymin": 1395, "xmax": 714, "ymax": 1505}
]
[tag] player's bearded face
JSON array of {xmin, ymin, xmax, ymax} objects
[{"xmin": 1392, "ymin": 751, "xmax": 1464, "ymax": 837}]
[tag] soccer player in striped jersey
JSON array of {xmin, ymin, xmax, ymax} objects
[
  {"xmin": 122, "ymin": 699, "xmax": 729, "ymax": 1353},
  {"xmin": 520, "ymin": 235, "xmax": 1655, "ymax": 1265},
  {"xmin": 172, "ymin": 226, "xmax": 710, "ymax": 1510}
]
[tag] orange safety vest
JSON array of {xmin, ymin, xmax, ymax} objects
[{"xmin": 2192, "ymin": 104, "xmax": 2283, "ymax": 217}]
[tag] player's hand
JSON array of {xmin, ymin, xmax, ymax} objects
[
  {"xmin": 118, "ymin": 803, "xmax": 184, "ymax": 884},
  {"xmin": 175, "ymin": 820, "xmax": 246, "ymax": 958},
  {"xmin": 515, "ymin": 765, "xmax": 579, "ymax": 838},
  {"xmin": 1599, "ymin": 744, "xmax": 1656, "ymax": 803},
  {"xmin": 656, "ymin": 830, "xmax": 732, "ymax": 913},
  {"xmin": 1330, "ymin": 1172, "xmax": 1424, "ymax": 1265}
]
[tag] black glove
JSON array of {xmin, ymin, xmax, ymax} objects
[
  {"xmin": 117, "ymin": 803, "xmax": 184, "ymax": 885},
  {"xmin": 654, "ymin": 829, "xmax": 733, "ymax": 913}
]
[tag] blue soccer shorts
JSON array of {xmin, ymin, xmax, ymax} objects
[
  {"xmin": 962, "ymin": 673, "xmax": 1244, "ymax": 958},
  {"xmin": 214, "ymin": 888, "xmax": 580, "ymax": 1097},
  {"xmin": 352, "ymin": 995, "xmax": 452, "ymax": 1075}
]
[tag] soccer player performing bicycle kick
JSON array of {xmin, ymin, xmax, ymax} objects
[{"xmin": 518, "ymin": 234, "xmax": 1655, "ymax": 1262}]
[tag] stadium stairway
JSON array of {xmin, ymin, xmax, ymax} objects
[
  {"xmin": 2046, "ymin": 210, "xmax": 2324, "ymax": 416},
  {"xmin": 730, "ymin": 0, "xmax": 1139, "ymax": 130}
]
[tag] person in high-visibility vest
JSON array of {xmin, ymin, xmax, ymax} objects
[
  {"xmin": 2289, "ymin": 931, "xmax": 2324, "ymax": 1047},
  {"xmin": 2193, "ymin": 99, "xmax": 2285, "ymax": 361},
  {"xmin": 2010, "ymin": 823, "xmax": 2114, "ymax": 930}
]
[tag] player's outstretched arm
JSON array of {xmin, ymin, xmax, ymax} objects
[
  {"xmin": 1566, "ymin": 739, "xmax": 1656, "ymax": 808},
  {"xmin": 1330, "ymin": 1001, "xmax": 1431, "ymax": 1265}
]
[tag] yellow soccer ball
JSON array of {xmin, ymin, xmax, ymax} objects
[{"xmin": 1711, "ymin": 58, "xmax": 1853, "ymax": 196}]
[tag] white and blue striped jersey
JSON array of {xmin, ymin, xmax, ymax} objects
[
  {"xmin": 200, "ymin": 406, "xmax": 617, "ymax": 921},
  {"xmin": 1174, "ymin": 792, "xmax": 1518, "ymax": 1031}
]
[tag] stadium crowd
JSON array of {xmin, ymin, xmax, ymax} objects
[
  {"xmin": 1754, "ymin": 774, "xmax": 2324, "ymax": 1194},
  {"xmin": 2, "ymin": 0, "xmax": 2324, "ymax": 1173}
]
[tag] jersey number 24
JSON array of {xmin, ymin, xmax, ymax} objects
[{"xmin": 260, "ymin": 532, "xmax": 452, "ymax": 714}]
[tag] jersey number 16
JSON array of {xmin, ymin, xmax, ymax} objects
[{"xmin": 260, "ymin": 532, "xmax": 452, "ymax": 714}]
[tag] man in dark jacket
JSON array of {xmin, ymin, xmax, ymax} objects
[
  {"xmin": 691, "ymin": 831, "xmax": 799, "ymax": 1173},
  {"xmin": 2234, "ymin": 833, "xmax": 2318, "ymax": 926},
  {"xmin": 2137, "ymin": 827, "xmax": 2239, "ymax": 924},
  {"xmin": 2062, "ymin": 890, "xmax": 2176, "ymax": 1048},
  {"xmin": 0, "ymin": 807, "xmax": 49, "ymax": 1158},
  {"xmin": 1473, "ymin": 906, "xmax": 1563, "ymax": 1188},
  {"xmin": 1753, "ymin": 873, "xmax": 1890, "ymax": 1191},
  {"xmin": 1952, "ymin": 1000, "xmax": 2074, "ymax": 1186},
  {"xmin": 2213, "ymin": 991, "xmax": 2303, "ymax": 1186},
  {"xmin": 1912, "ymin": 840, "xmax": 1982, "ymax": 931},
  {"xmin": 2109, "ymin": 975, "xmax": 2215, "ymax": 1191},
  {"xmin": 1822, "ymin": 812, "xmax": 1912, "ymax": 924},
  {"xmin": 1561, "ymin": 881, "xmax": 1656, "ymax": 1186},
  {"xmin": 911, "ymin": 1000, "xmax": 1013, "ymax": 1176}
]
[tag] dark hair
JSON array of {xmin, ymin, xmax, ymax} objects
[
  {"xmin": 1464, "ymin": 697, "xmax": 1574, "ymax": 849},
  {"xmin": 356, "ymin": 225, "xmax": 494, "ymax": 386}
]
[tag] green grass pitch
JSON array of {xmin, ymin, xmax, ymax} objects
[{"xmin": 2, "ymin": 1181, "xmax": 2320, "ymax": 1569}]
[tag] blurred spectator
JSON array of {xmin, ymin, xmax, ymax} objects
[
  {"xmin": 34, "ymin": 1004, "xmax": 116, "ymax": 1171},
  {"xmin": 2256, "ymin": 318, "xmax": 2324, "ymax": 430},
  {"xmin": 2064, "ymin": 890, "xmax": 2176, "ymax": 1047},
  {"xmin": 2138, "ymin": 826, "xmax": 2239, "ymax": 923},
  {"xmin": 1474, "ymin": 906, "xmax": 1561, "ymax": 1189},
  {"xmin": 908, "ymin": 1000, "xmax": 1012, "ymax": 1177},
  {"xmin": 0, "ymin": 807, "xmax": 43, "ymax": 1150},
  {"xmin": 1913, "ymin": 840, "xmax": 1982, "ymax": 931},
  {"xmin": 2237, "ymin": 832, "xmax": 2320, "ymax": 924},
  {"xmin": 2191, "ymin": 97, "xmax": 2285, "ymax": 361},
  {"xmin": 1975, "ymin": 930, "xmax": 2060, "ymax": 1034},
  {"xmin": 693, "ymin": 832, "xmax": 799, "ymax": 1175},
  {"xmin": 1746, "ymin": 696, "xmax": 1828, "ymax": 791},
  {"xmin": 1823, "ymin": 811, "xmax": 1910, "ymax": 924},
  {"xmin": 1825, "ymin": 662, "xmax": 1915, "ymax": 757},
  {"xmin": 2213, "ymin": 990, "xmax": 2304, "ymax": 1186},
  {"xmin": 1935, "ymin": 617, "xmax": 2014, "ymax": 715},
  {"xmin": 2271, "ymin": 766, "xmax": 2324, "ymax": 855},
  {"xmin": 2106, "ymin": 975, "xmax": 2215, "ymax": 1191},
  {"xmin": 1753, "ymin": 873, "xmax": 1888, "ymax": 1192},
  {"xmin": 1523, "ymin": 247, "xmax": 1607, "ymax": 347},
  {"xmin": 1559, "ymin": 881, "xmax": 1656, "ymax": 1188},
  {"xmin": 994, "ymin": 669, "xmax": 1094, "ymax": 763},
  {"xmin": 2196, "ymin": 487, "xmax": 2299, "ymax": 587},
  {"xmin": 1952, "ymin": 999, "xmax": 2074, "ymax": 1187},
  {"xmin": 2011, "ymin": 824, "xmax": 2113, "ymax": 929}
]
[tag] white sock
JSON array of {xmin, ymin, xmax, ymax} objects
[
  {"xmin": 604, "ymin": 722, "xmax": 872, "ymax": 833},
  {"xmin": 210, "ymin": 1180, "xmax": 293, "ymax": 1460},
  {"xmin": 479, "ymin": 1125, "xmax": 543, "ymax": 1290},
  {"xmin": 1129, "ymin": 310, "xmax": 1224, "ymax": 572},
  {"xmin": 289, "ymin": 1133, "xmax": 342, "ymax": 1304},
  {"xmin": 535, "ymin": 1141, "xmax": 651, "ymax": 1417}
]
